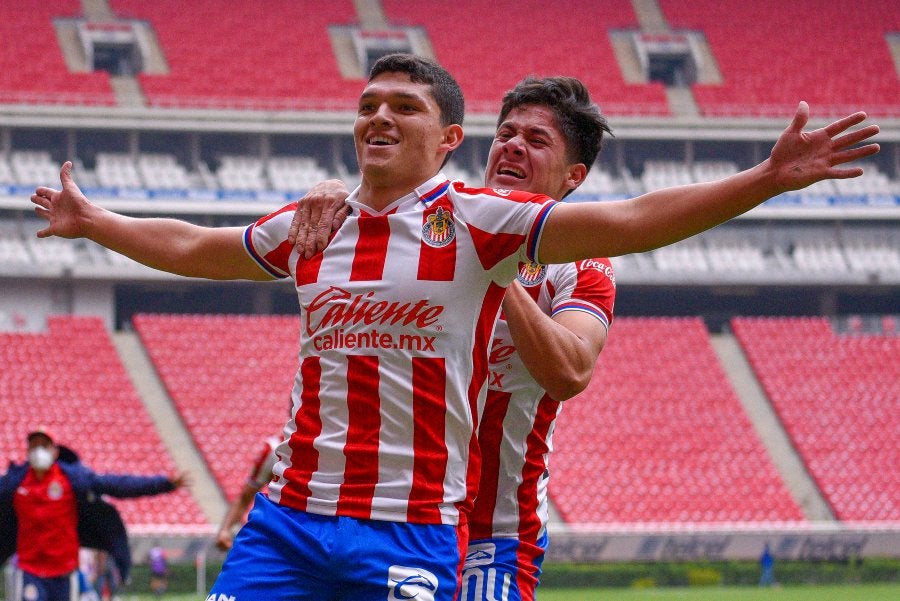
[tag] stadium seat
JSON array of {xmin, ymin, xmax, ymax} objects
[
  {"xmin": 381, "ymin": 0, "xmax": 670, "ymax": 116},
  {"xmin": 132, "ymin": 314, "xmax": 299, "ymax": 500},
  {"xmin": 732, "ymin": 317, "xmax": 899, "ymax": 521},
  {"xmin": 550, "ymin": 317, "xmax": 804, "ymax": 524},
  {"xmin": 0, "ymin": 1, "xmax": 116, "ymax": 107},
  {"xmin": 659, "ymin": 0, "xmax": 900, "ymax": 117}
]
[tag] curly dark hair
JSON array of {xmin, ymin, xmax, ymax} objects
[{"xmin": 497, "ymin": 76, "xmax": 613, "ymax": 169}]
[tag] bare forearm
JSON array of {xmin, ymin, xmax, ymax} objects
[
  {"xmin": 81, "ymin": 206, "xmax": 263, "ymax": 280},
  {"xmin": 539, "ymin": 160, "xmax": 778, "ymax": 264},
  {"xmin": 502, "ymin": 283, "xmax": 601, "ymax": 401}
]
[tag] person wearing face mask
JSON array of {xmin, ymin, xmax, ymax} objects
[{"xmin": 0, "ymin": 428, "xmax": 188, "ymax": 601}]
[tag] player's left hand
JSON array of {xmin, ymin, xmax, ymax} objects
[{"xmin": 770, "ymin": 102, "xmax": 880, "ymax": 192}]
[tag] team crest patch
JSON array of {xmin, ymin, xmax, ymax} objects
[
  {"xmin": 422, "ymin": 206, "xmax": 455, "ymax": 247},
  {"xmin": 517, "ymin": 261, "xmax": 547, "ymax": 286},
  {"xmin": 47, "ymin": 481, "xmax": 64, "ymax": 500},
  {"xmin": 23, "ymin": 583, "xmax": 38, "ymax": 601}
]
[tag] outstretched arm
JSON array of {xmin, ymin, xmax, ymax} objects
[
  {"xmin": 31, "ymin": 162, "xmax": 270, "ymax": 280},
  {"xmin": 538, "ymin": 103, "xmax": 880, "ymax": 263}
]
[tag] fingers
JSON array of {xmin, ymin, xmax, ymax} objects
[
  {"xmin": 785, "ymin": 101, "xmax": 810, "ymax": 134},
  {"xmin": 60, "ymin": 161, "xmax": 74, "ymax": 187},
  {"xmin": 823, "ymin": 110, "xmax": 869, "ymax": 138},
  {"xmin": 332, "ymin": 205, "xmax": 351, "ymax": 231},
  {"xmin": 832, "ymin": 124, "xmax": 880, "ymax": 150},
  {"xmin": 288, "ymin": 202, "xmax": 311, "ymax": 247},
  {"xmin": 831, "ymin": 143, "xmax": 881, "ymax": 168},
  {"xmin": 33, "ymin": 186, "xmax": 57, "ymax": 199}
]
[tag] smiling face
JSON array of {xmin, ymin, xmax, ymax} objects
[
  {"xmin": 484, "ymin": 104, "xmax": 586, "ymax": 200},
  {"xmin": 354, "ymin": 72, "xmax": 463, "ymax": 210}
]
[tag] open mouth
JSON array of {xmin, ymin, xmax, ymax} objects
[
  {"xmin": 367, "ymin": 135, "xmax": 398, "ymax": 146},
  {"xmin": 497, "ymin": 166, "xmax": 526, "ymax": 179}
]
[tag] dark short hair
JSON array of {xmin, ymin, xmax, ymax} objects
[
  {"xmin": 368, "ymin": 53, "xmax": 465, "ymax": 128},
  {"xmin": 497, "ymin": 76, "xmax": 613, "ymax": 171}
]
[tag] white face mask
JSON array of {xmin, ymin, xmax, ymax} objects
[{"xmin": 28, "ymin": 446, "xmax": 56, "ymax": 471}]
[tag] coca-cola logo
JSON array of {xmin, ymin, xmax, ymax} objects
[
  {"xmin": 579, "ymin": 259, "xmax": 616, "ymax": 287},
  {"xmin": 305, "ymin": 286, "xmax": 444, "ymax": 336}
]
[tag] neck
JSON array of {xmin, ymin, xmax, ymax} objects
[
  {"xmin": 357, "ymin": 180, "xmax": 412, "ymax": 212},
  {"xmin": 356, "ymin": 167, "xmax": 442, "ymax": 212}
]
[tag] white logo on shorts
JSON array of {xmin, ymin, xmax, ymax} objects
[
  {"xmin": 206, "ymin": 594, "xmax": 235, "ymax": 601},
  {"xmin": 387, "ymin": 565, "xmax": 438, "ymax": 600},
  {"xmin": 464, "ymin": 542, "xmax": 496, "ymax": 568}
]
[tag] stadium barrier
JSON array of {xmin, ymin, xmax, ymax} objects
[
  {"xmin": 122, "ymin": 522, "xmax": 900, "ymax": 568},
  {"xmin": 545, "ymin": 522, "xmax": 900, "ymax": 563}
]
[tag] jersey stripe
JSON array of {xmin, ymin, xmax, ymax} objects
[
  {"xmin": 469, "ymin": 225, "xmax": 527, "ymax": 271},
  {"xmin": 351, "ymin": 214, "xmax": 391, "ymax": 281},
  {"xmin": 296, "ymin": 246, "xmax": 324, "ymax": 286},
  {"xmin": 279, "ymin": 357, "xmax": 323, "ymax": 511},
  {"xmin": 526, "ymin": 202, "xmax": 557, "ymax": 263},
  {"xmin": 408, "ymin": 357, "xmax": 448, "ymax": 523},
  {"xmin": 517, "ymin": 395, "xmax": 559, "ymax": 543},
  {"xmin": 417, "ymin": 196, "xmax": 457, "ymax": 281},
  {"xmin": 243, "ymin": 225, "xmax": 288, "ymax": 279},
  {"xmin": 470, "ymin": 389, "xmax": 512, "ymax": 535},
  {"xmin": 338, "ymin": 355, "xmax": 381, "ymax": 517}
]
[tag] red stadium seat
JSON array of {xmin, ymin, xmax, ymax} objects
[
  {"xmin": 732, "ymin": 317, "xmax": 899, "ymax": 521},
  {"xmin": 659, "ymin": 0, "xmax": 900, "ymax": 117},
  {"xmin": 549, "ymin": 317, "xmax": 804, "ymax": 525},
  {"xmin": 132, "ymin": 313, "xmax": 298, "ymax": 500}
]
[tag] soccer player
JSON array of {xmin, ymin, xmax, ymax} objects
[
  {"xmin": 214, "ymin": 434, "xmax": 281, "ymax": 551},
  {"xmin": 0, "ymin": 428, "xmax": 187, "ymax": 601},
  {"xmin": 30, "ymin": 54, "xmax": 878, "ymax": 600},
  {"xmin": 288, "ymin": 76, "xmax": 617, "ymax": 601}
]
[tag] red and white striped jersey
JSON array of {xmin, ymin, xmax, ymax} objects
[
  {"xmin": 471, "ymin": 257, "xmax": 616, "ymax": 542},
  {"xmin": 243, "ymin": 174, "xmax": 557, "ymax": 526}
]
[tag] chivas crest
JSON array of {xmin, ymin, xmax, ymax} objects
[
  {"xmin": 422, "ymin": 206, "xmax": 456, "ymax": 248},
  {"xmin": 517, "ymin": 261, "xmax": 547, "ymax": 286}
]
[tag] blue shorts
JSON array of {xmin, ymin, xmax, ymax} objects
[
  {"xmin": 459, "ymin": 532, "xmax": 549, "ymax": 601},
  {"xmin": 208, "ymin": 493, "xmax": 464, "ymax": 601},
  {"xmin": 12, "ymin": 569, "xmax": 78, "ymax": 601}
]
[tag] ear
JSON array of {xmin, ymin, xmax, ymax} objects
[
  {"xmin": 440, "ymin": 124, "xmax": 465, "ymax": 153},
  {"xmin": 564, "ymin": 163, "xmax": 588, "ymax": 194}
]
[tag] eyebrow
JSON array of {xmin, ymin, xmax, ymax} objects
[
  {"xmin": 359, "ymin": 90, "xmax": 427, "ymax": 103},
  {"xmin": 497, "ymin": 122, "xmax": 556, "ymax": 139}
]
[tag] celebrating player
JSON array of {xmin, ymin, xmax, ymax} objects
[{"xmin": 288, "ymin": 75, "xmax": 617, "ymax": 600}]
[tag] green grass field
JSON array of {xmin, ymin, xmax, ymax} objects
[{"xmin": 119, "ymin": 582, "xmax": 900, "ymax": 600}]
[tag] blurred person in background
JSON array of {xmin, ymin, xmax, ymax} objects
[
  {"xmin": 148, "ymin": 545, "xmax": 169, "ymax": 598},
  {"xmin": 759, "ymin": 542, "xmax": 776, "ymax": 587},
  {"xmin": 0, "ymin": 427, "xmax": 188, "ymax": 601}
]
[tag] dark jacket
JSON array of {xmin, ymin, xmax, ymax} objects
[{"xmin": 0, "ymin": 451, "xmax": 175, "ymax": 581}]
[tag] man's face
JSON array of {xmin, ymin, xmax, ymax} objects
[
  {"xmin": 485, "ymin": 104, "xmax": 582, "ymax": 200},
  {"xmin": 354, "ymin": 72, "xmax": 453, "ymax": 192}
]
